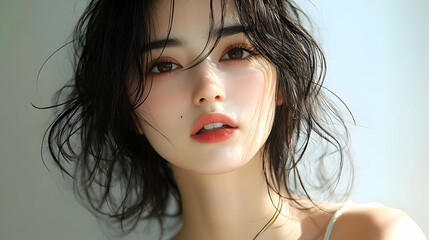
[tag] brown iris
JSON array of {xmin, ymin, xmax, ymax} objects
[
  {"xmin": 226, "ymin": 48, "xmax": 244, "ymax": 59},
  {"xmin": 156, "ymin": 62, "xmax": 173, "ymax": 73}
]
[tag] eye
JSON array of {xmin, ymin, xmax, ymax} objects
[
  {"xmin": 221, "ymin": 47, "xmax": 251, "ymax": 60},
  {"xmin": 150, "ymin": 62, "xmax": 180, "ymax": 73}
]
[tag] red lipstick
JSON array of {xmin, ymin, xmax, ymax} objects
[{"xmin": 191, "ymin": 113, "xmax": 238, "ymax": 143}]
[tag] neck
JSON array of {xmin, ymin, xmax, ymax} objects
[{"xmin": 170, "ymin": 149, "xmax": 298, "ymax": 240}]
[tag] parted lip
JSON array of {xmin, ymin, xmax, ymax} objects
[{"xmin": 191, "ymin": 113, "xmax": 238, "ymax": 135}]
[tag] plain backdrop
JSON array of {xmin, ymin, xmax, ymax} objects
[{"xmin": 1, "ymin": 0, "xmax": 428, "ymax": 239}]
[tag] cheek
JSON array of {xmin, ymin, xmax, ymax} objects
[
  {"xmin": 226, "ymin": 65, "xmax": 276, "ymax": 116},
  {"xmin": 227, "ymin": 70, "xmax": 266, "ymax": 106},
  {"xmin": 137, "ymin": 79, "xmax": 188, "ymax": 132}
]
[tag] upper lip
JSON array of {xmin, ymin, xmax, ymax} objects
[{"xmin": 191, "ymin": 113, "xmax": 238, "ymax": 135}]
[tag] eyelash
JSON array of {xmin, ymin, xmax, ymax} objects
[{"xmin": 147, "ymin": 43, "xmax": 258, "ymax": 76}]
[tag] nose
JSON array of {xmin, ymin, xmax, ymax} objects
[{"xmin": 192, "ymin": 62, "xmax": 226, "ymax": 106}]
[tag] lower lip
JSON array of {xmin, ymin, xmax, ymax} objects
[{"xmin": 191, "ymin": 128, "xmax": 237, "ymax": 143}]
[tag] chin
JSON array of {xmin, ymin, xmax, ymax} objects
[{"xmin": 169, "ymin": 145, "xmax": 262, "ymax": 175}]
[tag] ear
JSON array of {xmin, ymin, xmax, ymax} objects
[
  {"xmin": 276, "ymin": 89, "xmax": 284, "ymax": 106},
  {"xmin": 136, "ymin": 124, "xmax": 144, "ymax": 135}
]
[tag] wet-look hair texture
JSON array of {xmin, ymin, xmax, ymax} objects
[{"xmin": 42, "ymin": 0, "xmax": 353, "ymax": 238}]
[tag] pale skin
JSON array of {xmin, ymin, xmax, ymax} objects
[{"xmin": 135, "ymin": 0, "xmax": 427, "ymax": 239}]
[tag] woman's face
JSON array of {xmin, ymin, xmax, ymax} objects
[{"xmin": 136, "ymin": 0, "xmax": 278, "ymax": 174}]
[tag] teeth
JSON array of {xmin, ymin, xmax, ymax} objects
[{"xmin": 203, "ymin": 122, "xmax": 224, "ymax": 130}]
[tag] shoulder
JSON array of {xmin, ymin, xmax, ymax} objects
[{"xmin": 329, "ymin": 202, "xmax": 427, "ymax": 240}]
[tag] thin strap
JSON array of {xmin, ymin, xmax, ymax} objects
[{"xmin": 323, "ymin": 203, "xmax": 349, "ymax": 240}]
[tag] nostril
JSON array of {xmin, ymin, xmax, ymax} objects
[{"xmin": 196, "ymin": 95, "xmax": 222, "ymax": 104}]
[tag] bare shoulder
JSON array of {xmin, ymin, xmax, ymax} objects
[{"xmin": 330, "ymin": 202, "xmax": 427, "ymax": 240}]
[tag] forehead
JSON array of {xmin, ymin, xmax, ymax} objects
[{"xmin": 151, "ymin": 0, "xmax": 239, "ymax": 41}]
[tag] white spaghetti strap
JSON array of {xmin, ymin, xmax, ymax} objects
[{"xmin": 323, "ymin": 202, "xmax": 350, "ymax": 240}]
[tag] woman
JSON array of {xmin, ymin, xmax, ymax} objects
[{"xmin": 45, "ymin": 0, "xmax": 426, "ymax": 239}]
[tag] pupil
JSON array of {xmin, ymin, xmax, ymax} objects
[{"xmin": 228, "ymin": 48, "xmax": 243, "ymax": 59}]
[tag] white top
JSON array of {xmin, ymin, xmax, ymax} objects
[{"xmin": 323, "ymin": 202, "xmax": 349, "ymax": 240}]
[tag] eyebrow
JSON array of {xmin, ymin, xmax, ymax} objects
[{"xmin": 144, "ymin": 25, "xmax": 246, "ymax": 52}]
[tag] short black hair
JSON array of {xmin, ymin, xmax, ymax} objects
[{"xmin": 43, "ymin": 0, "xmax": 353, "ymax": 238}]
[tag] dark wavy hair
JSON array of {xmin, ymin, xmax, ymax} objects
[{"xmin": 42, "ymin": 0, "xmax": 353, "ymax": 238}]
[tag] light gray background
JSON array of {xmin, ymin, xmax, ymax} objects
[{"xmin": 1, "ymin": 0, "xmax": 428, "ymax": 239}]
